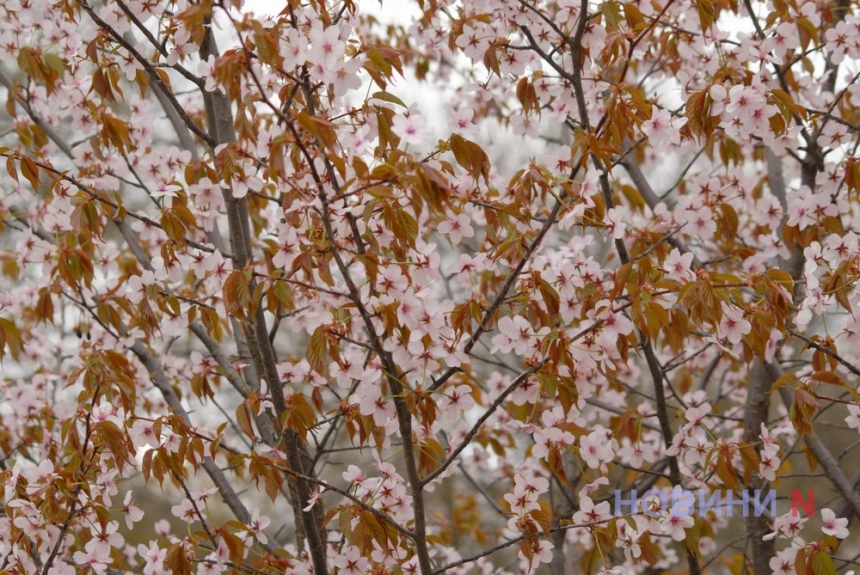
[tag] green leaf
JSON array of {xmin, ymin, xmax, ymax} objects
[{"xmin": 812, "ymin": 551, "xmax": 836, "ymax": 575}]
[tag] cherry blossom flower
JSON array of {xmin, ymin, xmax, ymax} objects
[
  {"xmin": 684, "ymin": 403, "xmax": 711, "ymax": 428},
  {"xmin": 447, "ymin": 252, "xmax": 488, "ymax": 286},
  {"xmin": 126, "ymin": 270, "xmax": 159, "ymax": 304},
  {"xmin": 490, "ymin": 315, "xmax": 535, "ymax": 355},
  {"xmin": 331, "ymin": 57, "xmax": 363, "ymax": 97},
  {"xmin": 96, "ymin": 465, "xmax": 119, "ymax": 507},
  {"xmin": 680, "ymin": 206, "xmax": 717, "ymax": 241},
  {"xmin": 3, "ymin": 465, "xmax": 19, "ymax": 503},
  {"xmin": 786, "ymin": 186, "xmax": 836, "ymax": 230},
  {"xmin": 642, "ymin": 108, "xmax": 686, "ymax": 147},
  {"xmin": 171, "ymin": 498, "xmax": 197, "ymax": 523},
  {"xmin": 438, "ymin": 213, "xmax": 475, "ymax": 245},
  {"xmin": 191, "ymin": 487, "xmax": 218, "ymax": 505},
  {"xmin": 272, "ymin": 227, "xmax": 300, "ymax": 270},
  {"xmin": 437, "ymin": 384, "xmax": 476, "ymax": 417},
  {"xmin": 531, "ymin": 424, "xmax": 567, "ymax": 456},
  {"xmin": 343, "ymin": 464, "xmax": 368, "ymax": 487},
  {"xmin": 408, "ymin": 240, "xmax": 441, "ymax": 284},
  {"xmin": 392, "ymin": 112, "xmax": 433, "ymax": 145},
  {"xmin": 151, "ymin": 182, "xmax": 181, "ymax": 200},
  {"xmin": 663, "ymin": 248, "xmax": 694, "ymax": 283},
  {"xmin": 594, "ymin": 304, "xmax": 634, "ymax": 338},
  {"xmin": 846, "ymin": 405, "xmax": 860, "ymax": 431},
  {"xmin": 822, "ymin": 122, "xmax": 849, "ymax": 149},
  {"xmin": 504, "ymin": 477, "xmax": 543, "ymax": 515},
  {"xmin": 825, "ymin": 20, "xmax": 853, "ymax": 64},
  {"xmin": 308, "ymin": 24, "xmax": 345, "ymax": 68},
  {"xmin": 455, "ymin": 24, "xmax": 489, "ymax": 60},
  {"xmin": 377, "ymin": 265, "xmax": 409, "ymax": 297},
  {"xmin": 618, "ymin": 439, "xmax": 651, "ymax": 467},
  {"xmin": 166, "ymin": 28, "xmax": 198, "ymax": 65},
  {"xmin": 11, "ymin": 500, "xmax": 40, "ymax": 536},
  {"xmin": 304, "ymin": 487, "xmax": 325, "ymax": 512},
  {"xmin": 86, "ymin": 521, "xmax": 124, "ymax": 557},
  {"xmin": 661, "ymin": 511, "xmax": 694, "ymax": 541},
  {"xmin": 821, "ymin": 508, "xmax": 849, "ymax": 538},
  {"xmin": 579, "ymin": 430, "xmax": 613, "ymax": 469},
  {"xmin": 510, "ymin": 113, "xmax": 539, "ymax": 138},
  {"xmin": 155, "ymin": 520, "xmax": 172, "ymax": 537},
  {"xmin": 73, "ymin": 547, "xmax": 111, "ymax": 574},
  {"xmin": 605, "ymin": 207, "xmax": 627, "ymax": 239},
  {"xmin": 123, "ymin": 492, "xmax": 144, "ymax": 530},
  {"xmin": 333, "ymin": 545, "xmax": 369, "ymax": 575},
  {"xmin": 213, "ymin": 153, "xmax": 262, "ymax": 200},
  {"xmin": 129, "ymin": 419, "xmax": 159, "ymax": 449},
  {"xmin": 138, "ymin": 541, "xmax": 166, "ymax": 575},
  {"xmin": 763, "ymin": 511, "xmax": 807, "ymax": 540},
  {"xmin": 519, "ymin": 539, "xmax": 553, "ymax": 573},
  {"xmin": 23, "ymin": 460, "xmax": 54, "ymax": 495},
  {"xmin": 769, "ymin": 547, "xmax": 797, "ymax": 575},
  {"xmin": 717, "ymin": 303, "xmax": 751, "ymax": 345},
  {"xmin": 759, "ymin": 451, "xmax": 779, "ymax": 481},
  {"xmin": 573, "ymin": 496, "xmax": 612, "ymax": 525},
  {"xmin": 358, "ymin": 382, "xmax": 394, "ymax": 426},
  {"xmin": 449, "ymin": 108, "xmax": 479, "ymax": 137},
  {"xmin": 99, "ymin": 3, "xmax": 129, "ymax": 35},
  {"xmin": 772, "ymin": 22, "xmax": 800, "ymax": 57},
  {"xmin": 189, "ymin": 177, "xmax": 223, "ymax": 210},
  {"xmin": 247, "ymin": 508, "xmax": 271, "ymax": 544}
]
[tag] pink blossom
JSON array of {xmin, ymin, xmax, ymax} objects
[
  {"xmin": 605, "ymin": 207, "xmax": 627, "ymax": 239},
  {"xmin": 438, "ymin": 213, "xmax": 475, "ymax": 245},
  {"xmin": 491, "ymin": 315, "xmax": 535, "ymax": 355},
  {"xmin": 308, "ymin": 24, "xmax": 345, "ymax": 68},
  {"xmin": 86, "ymin": 521, "xmax": 123, "ymax": 557},
  {"xmin": 449, "ymin": 108, "xmax": 478, "ymax": 137},
  {"xmin": 138, "ymin": 541, "xmax": 167, "ymax": 575},
  {"xmin": 392, "ymin": 113, "xmax": 433, "ymax": 145},
  {"xmin": 152, "ymin": 182, "xmax": 181, "ymax": 200},
  {"xmin": 123, "ymin": 492, "xmax": 145, "ymax": 530},
  {"xmin": 821, "ymin": 508, "xmax": 849, "ymax": 538},
  {"xmin": 518, "ymin": 539, "xmax": 553, "ymax": 572},
  {"xmin": 73, "ymin": 547, "xmax": 111, "ymax": 574},
  {"xmin": 661, "ymin": 512, "xmax": 694, "ymax": 541},
  {"xmin": 129, "ymin": 419, "xmax": 158, "ymax": 449},
  {"xmin": 642, "ymin": 108, "xmax": 686, "ymax": 147},
  {"xmin": 437, "ymin": 384, "xmax": 476, "ymax": 416},
  {"xmin": 304, "ymin": 487, "xmax": 325, "ymax": 512},
  {"xmin": 171, "ymin": 498, "xmax": 197, "ymax": 523},
  {"xmin": 769, "ymin": 547, "xmax": 797, "ymax": 575},
  {"xmin": 846, "ymin": 405, "xmax": 860, "ymax": 431},
  {"xmin": 663, "ymin": 248, "xmax": 694, "ymax": 283},
  {"xmin": 333, "ymin": 545, "xmax": 369, "ymax": 575},
  {"xmin": 573, "ymin": 496, "xmax": 611, "ymax": 525},
  {"xmin": 579, "ymin": 430, "xmax": 613, "ymax": 469},
  {"xmin": 248, "ymin": 508, "xmax": 271, "ymax": 544},
  {"xmin": 717, "ymin": 302, "xmax": 751, "ymax": 345}
]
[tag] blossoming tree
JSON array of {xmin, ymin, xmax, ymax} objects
[{"xmin": 1, "ymin": 0, "xmax": 860, "ymax": 573}]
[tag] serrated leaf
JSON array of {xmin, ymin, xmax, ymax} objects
[
  {"xmin": 307, "ymin": 325, "xmax": 329, "ymax": 376},
  {"xmin": 812, "ymin": 551, "xmax": 836, "ymax": 575},
  {"xmin": 236, "ymin": 402, "xmax": 255, "ymax": 440},
  {"xmin": 166, "ymin": 543, "xmax": 191, "ymax": 575},
  {"xmin": 809, "ymin": 370, "xmax": 847, "ymax": 387}
]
